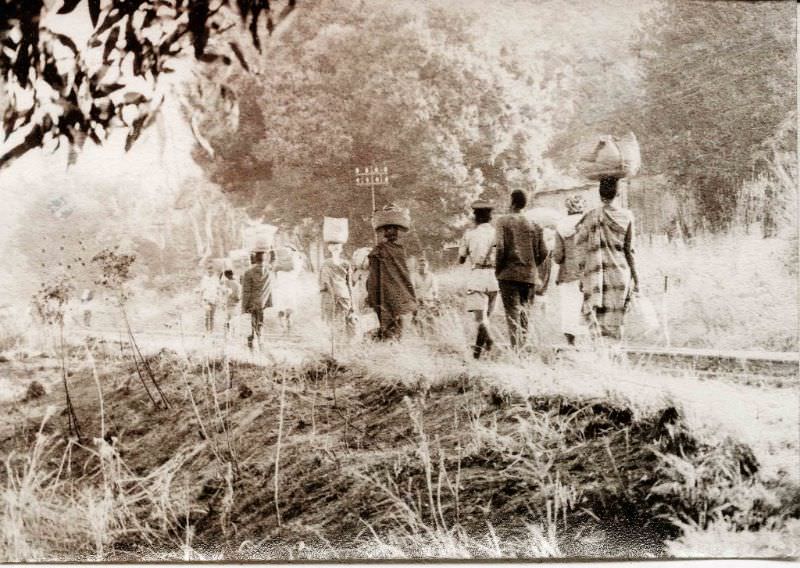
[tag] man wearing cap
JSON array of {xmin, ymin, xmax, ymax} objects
[
  {"xmin": 241, "ymin": 249, "xmax": 275, "ymax": 350},
  {"xmin": 458, "ymin": 200, "xmax": 499, "ymax": 359},
  {"xmin": 495, "ymin": 189, "xmax": 548, "ymax": 350},
  {"xmin": 367, "ymin": 205, "xmax": 417, "ymax": 340}
]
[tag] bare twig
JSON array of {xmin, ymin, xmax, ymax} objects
[
  {"xmin": 85, "ymin": 344, "xmax": 105, "ymax": 439},
  {"xmin": 59, "ymin": 321, "xmax": 81, "ymax": 439},
  {"xmin": 274, "ymin": 373, "xmax": 287, "ymax": 527}
]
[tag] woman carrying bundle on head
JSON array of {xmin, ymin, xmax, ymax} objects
[
  {"xmin": 553, "ymin": 195, "xmax": 587, "ymax": 346},
  {"xmin": 575, "ymin": 177, "xmax": 639, "ymax": 342},
  {"xmin": 367, "ymin": 205, "xmax": 417, "ymax": 341},
  {"xmin": 319, "ymin": 242, "xmax": 356, "ymax": 340}
]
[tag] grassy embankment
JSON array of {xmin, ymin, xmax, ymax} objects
[{"xmin": 0, "ymin": 333, "xmax": 797, "ymax": 561}]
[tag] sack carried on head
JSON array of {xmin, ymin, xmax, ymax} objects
[
  {"xmin": 243, "ymin": 223, "xmax": 278, "ymax": 252},
  {"xmin": 273, "ymin": 247, "xmax": 297, "ymax": 272},
  {"xmin": 372, "ymin": 205, "xmax": 411, "ymax": 231},
  {"xmin": 323, "ymin": 217, "xmax": 349, "ymax": 243},
  {"xmin": 578, "ymin": 132, "xmax": 641, "ymax": 181}
]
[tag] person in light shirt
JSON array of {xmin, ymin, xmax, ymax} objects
[
  {"xmin": 411, "ymin": 257, "xmax": 440, "ymax": 333},
  {"xmin": 198, "ymin": 265, "xmax": 221, "ymax": 334},
  {"xmin": 458, "ymin": 200, "xmax": 499, "ymax": 359}
]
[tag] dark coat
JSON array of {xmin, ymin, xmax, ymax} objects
[
  {"xmin": 366, "ymin": 241, "xmax": 417, "ymax": 316},
  {"xmin": 494, "ymin": 212, "xmax": 548, "ymax": 285}
]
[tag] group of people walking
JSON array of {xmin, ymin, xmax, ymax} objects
[
  {"xmin": 199, "ymin": 175, "xmax": 638, "ymax": 356},
  {"xmin": 458, "ymin": 176, "xmax": 638, "ymax": 358},
  {"xmin": 358, "ymin": 174, "xmax": 638, "ymax": 356}
]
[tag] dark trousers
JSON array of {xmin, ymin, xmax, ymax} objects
[
  {"xmin": 498, "ymin": 280, "xmax": 533, "ymax": 348},
  {"xmin": 473, "ymin": 291, "xmax": 498, "ymax": 359},
  {"xmin": 204, "ymin": 302, "xmax": 216, "ymax": 333},
  {"xmin": 247, "ymin": 309, "xmax": 263, "ymax": 348},
  {"xmin": 376, "ymin": 307, "xmax": 410, "ymax": 341}
]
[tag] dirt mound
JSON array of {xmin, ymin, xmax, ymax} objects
[{"xmin": 0, "ymin": 351, "xmax": 795, "ymax": 559}]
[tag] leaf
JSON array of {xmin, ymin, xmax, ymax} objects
[
  {"xmin": 123, "ymin": 92, "xmax": 148, "ymax": 105},
  {"xmin": 133, "ymin": 50, "xmax": 143, "ymax": 75},
  {"xmin": 51, "ymin": 32, "xmax": 78, "ymax": 55},
  {"xmin": 0, "ymin": 124, "xmax": 44, "ymax": 169},
  {"xmin": 3, "ymin": 108, "xmax": 16, "ymax": 141},
  {"xmin": 13, "ymin": 44, "xmax": 31, "ymax": 86},
  {"xmin": 249, "ymin": 13, "xmax": 261, "ymax": 51},
  {"xmin": 189, "ymin": 0, "xmax": 210, "ymax": 58},
  {"xmin": 142, "ymin": 9, "xmax": 157, "ymax": 30},
  {"xmin": 228, "ymin": 41, "xmax": 249, "ymax": 71},
  {"xmin": 96, "ymin": 9, "xmax": 125, "ymax": 37},
  {"xmin": 103, "ymin": 27, "xmax": 120, "ymax": 63},
  {"xmin": 88, "ymin": 127, "xmax": 101, "ymax": 145},
  {"xmin": 125, "ymin": 114, "xmax": 147, "ymax": 151},
  {"xmin": 98, "ymin": 83, "xmax": 125, "ymax": 97},
  {"xmin": 198, "ymin": 53, "xmax": 231, "ymax": 65},
  {"xmin": 125, "ymin": 13, "xmax": 141, "ymax": 53},
  {"xmin": 88, "ymin": 0, "xmax": 101, "ymax": 26},
  {"xmin": 57, "ymin": 0, "xmax": 82, "ymax": 14},
  {"xmin": 236, "ymin": 0, "xmax": 248, "ymax": 21},
  {"xmin": 42, "ymin": 59, "xmax": 65, "ymax": 91},
  {"xmin": 90, "ymin": 63, "xmax": 110, "ymax": 84}
]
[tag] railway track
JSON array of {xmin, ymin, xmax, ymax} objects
[
  {"xmin": 621, "ymin": 345, "xmax": 799, "ymax": 380},
  {"xmin": 73, "ymin": 324, "xmax": 798, "ymax": 380}
]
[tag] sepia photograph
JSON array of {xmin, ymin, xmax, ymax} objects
[{"xmin": 0, "ymin": 0, "xmax": 797, "ymax": 561}]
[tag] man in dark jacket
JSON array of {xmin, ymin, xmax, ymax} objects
[
  {"xmin": 241, "ymin": 250, "xmax": 273, "ymax": 349},
  {"xmin": 367, "ymin": 205, "xmax": 417, "ymax": 341},
  {"xmin": 495, "ymin": 189, "xmax": 548, "ymax": 349}
]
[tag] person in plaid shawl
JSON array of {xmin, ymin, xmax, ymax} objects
[{"xmin": 575, "ymin": 177, "xmax": 639, "ymax": 341}]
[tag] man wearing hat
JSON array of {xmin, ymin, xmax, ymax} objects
[
  {"xmin": 458, "ymin": 200, "xmax": 499, "ymax": 359},
  {"xmin": 241, "ymin": 249, "xmax": 275, "ymax": 350},
  {"xmin": 367, "ymin": 205, "xmax": 417, "ymax": 340}
]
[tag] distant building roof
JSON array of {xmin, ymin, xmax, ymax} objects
[{"xmin": 533, "ymin": 183, "xmax": 595, "ymax": 197}]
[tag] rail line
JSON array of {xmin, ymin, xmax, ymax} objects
[
  {"xmin": 73, "ymin": 325, "xmax": 798, "ymax": 379},
  {"xmin": 620, "ymin": 345, "xmax": 798, "ymax": 380}
]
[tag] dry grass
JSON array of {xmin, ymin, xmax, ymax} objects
[
  {"xmin": 0, "ymin": 336, "xmax": 796, "ymax": 560},
  {"xmin": 634, "ymin": 232, "xmax": 797, "ymax": 351}
]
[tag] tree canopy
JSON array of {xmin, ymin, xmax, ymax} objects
[
  {"xmin": 196, "ymin": 0, "xmax": 592, "ymax": 250},
  {"xmin": 0, "ymin": 0, "xmax": 296, "ymax": 168}
]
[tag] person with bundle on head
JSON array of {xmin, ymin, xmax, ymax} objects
[
  {"xmin": 367, "ymin": 205, "xmax": 417, "ymax": 341},
  {"xmin": 553, "ymin": 195, "xmax": 587, "ymax": 346},
  {"xmin": 458, "ymin": 200, "xmax": 499, "ymax": 359},
  {"xmin": 575, "ymin": 177, "xmax": 639, "ymax": 342},
  {"xmin": 320, "ymin": 242, "xmax": 356, "ymax": 340}
]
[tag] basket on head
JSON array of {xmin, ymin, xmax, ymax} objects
[
  {"xmin": 372, "ymin": 205, "xmax": 411, "ymax": 231},
  {"xmin": 577, "ymin": 132, "xmax": 641, "ymax": 181},
  {"xmin": 323, "ymin": 217, "xmax": 349, "ymax": 244}
]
